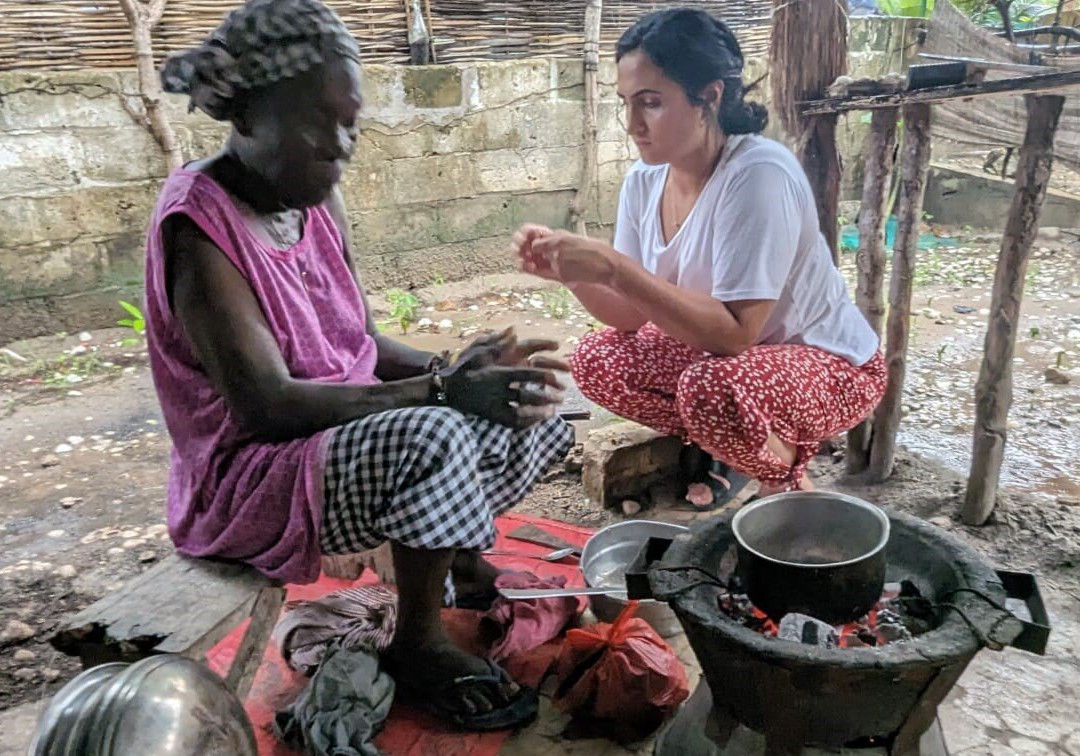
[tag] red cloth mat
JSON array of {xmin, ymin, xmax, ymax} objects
[{"xmin": 205, "ymin": 513, "xmax": 593, "ymax": 756}]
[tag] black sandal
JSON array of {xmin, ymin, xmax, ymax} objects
[{"xmin": 392, "ymin": 657, "xmax": 539, "ymax": 731}]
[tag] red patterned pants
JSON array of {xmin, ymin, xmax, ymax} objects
[{"xmin": 571, "ymin": 323, "xmax": 887, "ymax": 487}]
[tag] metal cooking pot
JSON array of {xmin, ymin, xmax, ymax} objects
[
  {"xmin": 732, "ymin": 491, "xmax": 890, "ymax": 624},
  {"xmin": 581, "ymin": 519, "xmax": 688, "ymax": 637}
]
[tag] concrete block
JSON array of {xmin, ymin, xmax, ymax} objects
[
  {"xmin": 76, "ymin": 127, "xmax": 168, "ymax": 182},
  {"xmin": 0, "ymin": 71, "xmax": 131, "ymax": 130},
  {"xmin": 924, "ymin": 165, "xmax": 1080, "ymax": 230},
  {"xmin": 554, "ymin": 59, "xmax": 585, "ymax": 101},
  {"xmin": 0, "ymin": 240, "xmax": 103, "ymax": 300},
  {"xmin": 402, "ymin": 66, "xmax": 463, "ymax": 109},
  {"xmin": 356, "ymin": 234, "xmax": 516, "ymax": 291},
  {"xmin": 0, "ymin": 131, "xmax": 85, "ymax": 196},
  {"xmin": 473, "ymin": 146, "xmax": 581, "ymax": 195},
  {"xmin": 582, "ymin": 422, "xmax": 684, "ymax": 508},
  {"xmin": 473, "ymin": 60, "xmax": 551, "ymax": 108},
  {"xmin": 360, "ymin": 64, "xmax": 402, "ymax": 113},
  {"xmin": 0, "ymin": 182, "xmax": 158, "ymax": 249}
]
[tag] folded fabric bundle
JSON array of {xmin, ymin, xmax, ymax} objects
[
  {"xmin": 274, "ymin": 585, "xmax": 398, "ymax": 676},
  {"xmin": 480, "ymin": 572, "xmax": 580, "ymax": 661},
  {"xmin": 274, "ymin": 643, "xmax": 395, "ymax": 756}
]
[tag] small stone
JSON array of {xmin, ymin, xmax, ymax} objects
[
  {"xmin": 929, "ymin": 516, "xmax": 952, "ymax": 530},
  {"xmin": 56, "ymin": 565, "xmax": 78, "ymax": 579},
  {"xmin": 122, "ymin": 539, "xmax": 146, "ymax": 549},
  {"xmin": 952, "ymin": 305, "xmax": 974, "ymax": 315},
  {"xmin": 53, "ymin": 444, "xmax": 73, "ymax": 455},
  {"xmin": 438, "ymin": 319, "xmax": 454, "ymax": 332},
  {"xmin": 46, "ymin": 530, "xmax": 66, "ymax": 538},
  {"xmin": 138, "ymin": 551, "xmax": 158, "ymax": 563},
  {"xmin": 12, "ymin": 668, "xmax": 36, "ymax": 681},
  {"xmin": 78, "ymin": 331, "xmax": 93, "ymax": 342},
  {"xmin": 66, "ymin": 436, "xmax": 84, "ymax": 446},
  {"xmin": 1057, "ymin": 495, "xmax": 1079, "ymax": 507},
  {"xmin": 59, "ymin": 497, "xmax": 82, "ymax": 509},
  {"xmin": 145, "ymin": 524, "xmax": 168, "ymax": 536},
  {"xmin": 1067, "ymin": 287, "xmax": 1080, "ymax": 299},
  {"xmin": 922, "ymin": 308, "xmax": 942, "ymax": 320},
  {"xmin": 119, "ymin": 530, "xmax": 139, "ymax": 539},
  {"xmin": 12, "ymin": 649, "xmax": 36, "ymax": 663},
  {"xmin": 1045, "ymin": 367, "xmax": 1071, "ymax": 385},
  {"xmin": 107, "ymin": 548, "xmax": 125, "ymax": 556},
  {"xmin": 1, "ymin": 620, "xmax": 36, "ymax": 643},
  {"xmin": 621, "ymin": 499, "xmax": 642, "ymax": 516},
  {"xmin": 39, "ymin": 454, "xmax": 60, "ymax": 468},
  {"xmin": 42, "ymin": 668, "xmax": 62, "ymax": 682}
]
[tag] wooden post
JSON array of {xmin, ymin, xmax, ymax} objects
[
  {"xmin": 867, "ymin": 104, "xmax": 932, "ymax": 483},
  {"xmin": 963, "ymin": 95, "xmax": 1064, "ymax": 525},
  {"xmin": 801, "ymin": 114, "xmax": 843, "ymax": 264},
  {"xmin": 847, "ymin": 107, "xmax": 899, "ymax": 474},
  {"xmin": 570, "ymin": 0, "xmax": 602, "ymax": 236},
  {"xmin": 118, "ymin": 0, "xmax": 183, "ymax": 173}
]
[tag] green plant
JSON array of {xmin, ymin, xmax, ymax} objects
[
  {"xmin": 430, "ymin": 275, "xmax": 446, "ymax": 286},
  {"xmin": 117, "ymin": 300, "xmax": 146, "ymax": 335},
  {"xmin": 1029, "ymin": 326, "xmax": 1041, "ymax": 338},
  {"xmin": 876, "ymin": 0, "xmax": 935, "ymax": 18},
  {"xmin": 541, "ymin": 287, "xmax": 574, "ymax": 320},
  {"xmin": 1057, "ymin": 351, "xmax": 1068, "ymax": 369},
  {"xmin": 936, "ymin": 344, "xmax": 948, "ymax": 362},
  {"xmin": 384, "ymin": 289, "xmax": 420, "ymax": 334}
]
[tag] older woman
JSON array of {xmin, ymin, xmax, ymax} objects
[
  {"xmin": 513, "ymin": 8, "xmax": 885, "ymax": 500},
  {"xmin": 146, "ymin": 0, "xmax": 571, "ymax": 730}
]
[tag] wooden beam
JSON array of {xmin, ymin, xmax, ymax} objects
[
  {"xmin": 800, "ymin": 68, "xmax": 1080, "ymax": 116},
  {"xmin": 847, "ymin": 107, "xmax": 899, "ymax": 475},
  {"xmin": 224, "ymin": 584, "xmax": 286, "ymax": 700},
  {"xmin": 963, "ymin": 95, "xmax": 1065, "ymax": 525},
  {"xmin": 868, "ymin": 104, "xmax": 933, "ymax": 483},
  {"xmin": 917, "ymin": 54, "xmax": 1053, "ymax": 74}
]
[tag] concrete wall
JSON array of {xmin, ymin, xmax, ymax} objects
[{"xmin": 0, "ymin": 17, "xmax": 917, "ymax": 341}]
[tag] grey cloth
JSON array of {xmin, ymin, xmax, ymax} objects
[{"xmin": 274, "ymin": 643, "xmax": 395, "ymax": 756}]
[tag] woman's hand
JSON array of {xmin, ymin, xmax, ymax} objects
[
  {"xmin": 530, "ymin": 231, "xmax": 619, "ymax": 286},
  {"xmin": 511, "ymin": 223, "xmax": 560, "ymax": 281},
  {"xmin": 455, "ymin": 326, "xmax": 570, "ymax": 374},
  {"xmin": 440, "ymin": 360, "xmax": 565, "ymax": 429}
]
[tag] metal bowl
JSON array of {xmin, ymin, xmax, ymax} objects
[
  {"xmin": 29, "ymin": 663, "xmax": 127, "ymax": 756},
  {"xmin": 30, "ymin": 655, "xmax": 257, "ymax": 756},
  {"xmin": 581, "ymin": 519, "xmax": 688, "ymax": 637}
]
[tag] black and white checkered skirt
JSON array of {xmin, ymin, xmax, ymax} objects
[{"xmin": 320, "ymin": 407, "xmax": 573, "ymax": 557}]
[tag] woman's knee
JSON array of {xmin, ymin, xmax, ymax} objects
[
  {"xmin": 569, "ymin": 328, "xmax": 621, "ymax": 393},
  {"xmin": 675, "ymin": 360, "xmax": 737, "ymax": 420},
  {"xmin": 397, "ymin": 406, "xmax": 478, "ymax": 464}
]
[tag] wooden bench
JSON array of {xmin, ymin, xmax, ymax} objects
[{"xmin": 51, "ymin": 555, "xmax": 285, "ymax": 700}]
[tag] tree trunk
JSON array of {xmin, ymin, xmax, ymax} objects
[
  {"xmin": 120, "ymin": 0, "xmax": 183, "ymax": 173},
  {"xmin": 570, "ymin": 0, "xmax": 602, "ymax": 236},
  {"xmin": 867, "ymin": 104, "xmax": 932, "ymax": 483},
  {"xmin": 847, "ymin": 107, "xmax": 899, "ymax": 474},
  {"xmin": 800, "ymin": 114, "xmax": 843, "ymax": 264},
  {"xmin": 963, "ymin": 95, "xmax": 1064, "ymax": 525}
]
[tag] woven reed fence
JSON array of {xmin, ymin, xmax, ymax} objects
[{"xmin": 0, "ymin": 0, "xmax": 771, "ymax": 72}]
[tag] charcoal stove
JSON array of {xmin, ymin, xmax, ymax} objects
[{"xmin": 637, "ymin": 507, "xmax": 1049, "ymax": 756}]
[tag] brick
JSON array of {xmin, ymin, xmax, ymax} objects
[{"xmin": 582, "ymin": 422, "xmax": 684, "ymax": 508}]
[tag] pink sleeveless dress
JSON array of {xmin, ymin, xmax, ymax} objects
[{"xmin": 144, "ymin": 169, "xmax": 379, "ymax": 583}]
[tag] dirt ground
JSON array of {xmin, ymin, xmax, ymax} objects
[{"xmin": 1, "ymin": 233, "xmax": 1079, "ymax": 753}]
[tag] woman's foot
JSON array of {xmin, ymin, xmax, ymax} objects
[{"xmin": 384, "ymin": 637, "xmax": 536, "ymax": 729}]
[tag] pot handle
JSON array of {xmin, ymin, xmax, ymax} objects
[{"xmin": 993, "ymin": 570, "xmax": 1051, "ymax": 655}]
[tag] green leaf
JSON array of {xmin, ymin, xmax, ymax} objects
[{"xmin": 118, "ymin": 300, "xmax": 143, "ymax": 319}]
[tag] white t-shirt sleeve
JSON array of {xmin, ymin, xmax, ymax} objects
[
  {"xmin": 709, "ymin": 162, "xmax": 802, "ymax": 302},
  {"xmin": 612, "ymin": 174, "xmax": 642, "ymax": 264}
]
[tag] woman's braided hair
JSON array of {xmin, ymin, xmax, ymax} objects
[{"xmin": 161, "ymin": 0, "xmax": 360, "ymax": 121}]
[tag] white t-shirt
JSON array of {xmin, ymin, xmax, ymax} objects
[{"xmin": 613, "ymin": 134, "xmax": 879, "ymax": 366}]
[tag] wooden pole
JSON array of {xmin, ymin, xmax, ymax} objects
[
  {"xmin": 801, "ymin": 115, "xmax": 843, "ymax": 264},
  {"xmin": 570, "ymin": 0, "xmax": 602, "ymax": 236},
  {"xmin": 962, "ymin": 94, "xmax": 1064, "ymax": 525},
  {"xmin": 847, "ymin": 107, "xmax": 899, "ymax": 474},
  {"xmin": 867, "ymin": 103, "xmax": 932, "ymax": 483},
  {"xmin": 118, "ymin": 0, "xmax": 183, "ymax": 173}
]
